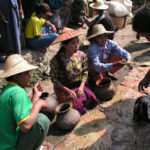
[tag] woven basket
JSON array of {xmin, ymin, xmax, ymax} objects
[{"xmin": 111, "ymin": 15, "xmax": 127, "ymax": 29}]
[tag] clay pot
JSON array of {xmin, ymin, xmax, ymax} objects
[
  {"xmin": 40, "ymin": 92, "xmax": 58, "ymax": 114},
  {"xmin": 94, "ymin": 78, "xmax": 116, "ymax": 101},
  {"xmin": 55, "ymin": 102, "xmax": 80, "ymax": 129}
]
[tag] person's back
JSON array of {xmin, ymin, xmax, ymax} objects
[
  {"xmin": 88, "ymin": 11, "xmax": 115, "ymax": 39},
  {"xmin": 71, "ymin": 0, "xmax": 88, "ymax": 26},
  {"xmin": 0, "ymin": 84, "xmax": 32, "ymax": 150},
  {"xmin": 25, "ymin": 13, "xmax": 45, "ymax": 39},
  {"xmin": 0, "ymin": 54, "xmax": 50, "ymax": 150}
]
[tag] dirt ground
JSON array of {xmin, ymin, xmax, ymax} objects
[
  {"xmin": 42, "ymin": 24, "xmax": 150, "ymax": 150},
  {"xmin": 1, "ymin": 22, "xmax": 150, "ymax": 149}
]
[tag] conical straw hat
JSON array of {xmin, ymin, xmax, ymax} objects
[
  {"xmin": 87, "ymin": 24, "xmax": 114, "ymax": 40},
  {"xmin": 0, "ymin": 54, "xmax": 38, "ymax": 78},
  {"xmin": 90, "ymin": 0, "xmax": 108, "ymax": 10},
  {"xmin": 52, "ymin": 27, "xmax": 83, "ymax": 45}
]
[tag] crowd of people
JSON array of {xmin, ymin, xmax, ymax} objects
[{"xmin": 0, "ymin": 0, "xmax": 150, "ymax": 149}]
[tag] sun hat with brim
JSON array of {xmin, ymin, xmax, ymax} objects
[
  {"xmin": 87, "ymin": 24, "xmax": 114, "ymax": 40},
  {"xmin": 90, "ymin": 0, "xmax": 108, "ymax": 10},
  {"xmin": 51, "ymin": 27, "xmax": 84, "ymax": 45},
  {"xmin": 0, "ymin": 54, "xmax": 38, "ymax": 78},
  {"xmin": 39, "ymin": 3, "xmax": 53, "ymax": 16}
]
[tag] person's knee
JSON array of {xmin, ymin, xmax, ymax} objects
[
  {"xmin": 37, "ymin": 113, "xmax": 50, "ymax": 131},
  {"xmin": 48, "ymin": 33, "xmax": 59, "ymax": 43},
  {"xmin": 53, "ymin": 33, "xmax": 59, "ymax": 39}
]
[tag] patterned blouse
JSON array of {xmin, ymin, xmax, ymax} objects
[{"xmin": 50, "ymin": 50, "xmax": 88, "ymax": 87}]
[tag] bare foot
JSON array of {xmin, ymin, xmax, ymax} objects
[{"xmin": 37, "ymin": 142, "xmax": 51, "ymax": 150}]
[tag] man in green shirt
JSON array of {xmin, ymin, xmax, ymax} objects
[{"xmin": 0, "ymin": 54, "xmax": 50, "ymax": 150}]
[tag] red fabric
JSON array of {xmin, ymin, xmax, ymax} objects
[{"xmin": 88, "ymin": 54, "xmax": 123, "ymax": 81}]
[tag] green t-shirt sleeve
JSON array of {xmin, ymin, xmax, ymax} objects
[{"xmin": 12, "ymin": 90, "xmax": 32, "ymax": 125}]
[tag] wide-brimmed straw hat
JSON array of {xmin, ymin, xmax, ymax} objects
[
  {"xmin": 87, "ymin": 24, "xmax": 114, "ymax": 40},
  {"xmin": 0, "ymin": 54, "xmax": 38, "ymax": 78},
  {"xmin": 90, "ymin": 0, "xmax": 108, "ymax": 10},
  {"xmin": 51, "ymin": 27, "xmax": 83, "ymax": 45}
]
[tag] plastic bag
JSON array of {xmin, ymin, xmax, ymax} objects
[
  {"xmin": 106, "ymin": 1, "xmax": 129, "ymax": 17},
  {"xmin": 122, "ymin": 0, "xmax": 132, "ymax": 12}
]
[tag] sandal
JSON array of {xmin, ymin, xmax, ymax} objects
[{"xmin": 37, "ymin": 143, "xmax": 52, "ymax": 150}]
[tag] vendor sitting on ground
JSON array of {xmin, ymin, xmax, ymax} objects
[
  {"xmin": 84, "ymin": 0, "xmax": 116, "ymax": 40},
  {"xmin": 25, "ymin": 3, "xmax": 58, "ymax": 49},
  {"xmin": 0, "ymin": 54, "xmax": 50, "ymax": 150},
  {"xmin": 87, "ymin": 24, "xmax": 131, "ymax": 86},
  {"xmin": 50, "ymin": 27, "xmax": 98, "ymax": 115}
]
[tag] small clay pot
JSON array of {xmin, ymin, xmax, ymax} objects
[
  {"xmin": 94, "ymin": 78, "xmax": 116, "ymax": 101},
  {"xmin": 41, "ymin": 92, "xmax": 58, "ymax": 114},
  {"xmin": 55, "ymin": 102, "xmax": 80, "ymax": 129}
]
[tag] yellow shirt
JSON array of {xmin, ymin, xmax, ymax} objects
[{"xmin": 25, "ymin": 13, "xmax": 46, "ymax": 38}]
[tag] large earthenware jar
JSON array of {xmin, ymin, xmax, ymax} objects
[
  {"xmin": 40, "ymin": 92, "xmax": 58, "ymax": 114},
  {"xmin": 94, "ymin": 78, "xmax": 116, "ymax": 101},
  {"xmin": 56, "ymin": 102, "xmax": 80, "ymax": 129}
]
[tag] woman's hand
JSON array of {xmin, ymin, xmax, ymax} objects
[
  {"xmin": 66, "ymin": 89, "xmax": 77, "ymax": 100},
  {"xmin": 77, "ymin": 86, "xmax": 84, "ymax": 98}
]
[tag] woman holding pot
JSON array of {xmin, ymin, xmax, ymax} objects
[{"xmin": 50, "ymin": 27, "xmax": 98, "ymax": 115}]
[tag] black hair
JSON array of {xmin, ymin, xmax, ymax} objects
[
  {"xmin": 132, "ymin": 4, "xmax": 150, "ymax": 34},
  {"xmin": 56, "ymin": 37, "xmax": 78, "ymax": 56},
  {"xmin": 88, "ymin": 34, "xmax": 107, "ymax": 43},
  {"xmin": 35, "ymin": 3, "xmax": 50, "ymax": 15},
  {"xmin": 96, "ymin": 9, "xmax": 104, "ymax": 15},
  {"xmin": 62, "ymin": 37, "xmax": 75, "ymax": 45},
  {"xmin": 133, "ymin": 96, "xmax": 150, "ymax": 122},
  {"xmin": 5, "ymin": 76, "xmax": 13, "ymax": 82}
]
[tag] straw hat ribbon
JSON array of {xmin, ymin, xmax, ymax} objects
[
  {"xmin": 52, "ymin": 27, "xmax": 84, "ymax": 45},
  {"xmin": 0, "ymin": 54, "xmax": 38, "ymax": 78},
  {"xmin": 90, "ymin": 0, "xmax": 109, "ymax": 10},
  {"xmin": 87, "ymin": 24, "xmax": 114, "ymax": 40}
]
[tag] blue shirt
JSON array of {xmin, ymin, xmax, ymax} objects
[{"xmin": 87, "ymin": 40, "xmax": 131, "ymax": 72}]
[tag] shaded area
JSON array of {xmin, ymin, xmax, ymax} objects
[{"xmin": 124, "ymin": 41, "xmax": 150, "ymax": 53}]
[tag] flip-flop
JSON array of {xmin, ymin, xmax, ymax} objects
[{"xmin": 37, "ymin": 143, "xmax": 53, "ymax": 150}]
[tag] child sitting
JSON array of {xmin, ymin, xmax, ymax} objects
[{"xmin": 25, "ymin": 3, "xmax": 58, "ymax": 49}]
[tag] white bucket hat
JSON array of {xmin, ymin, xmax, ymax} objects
[
  {"xmin": 87, "ymin": 24, "xmax": 114, "ymax": 40},
  {"xmin": 90, "ymin": 0, "xmax": 109, "ymax": 10},
  {"xmin": 0, "ymin": 54, "xmax": 38, "ymax": 78}
]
